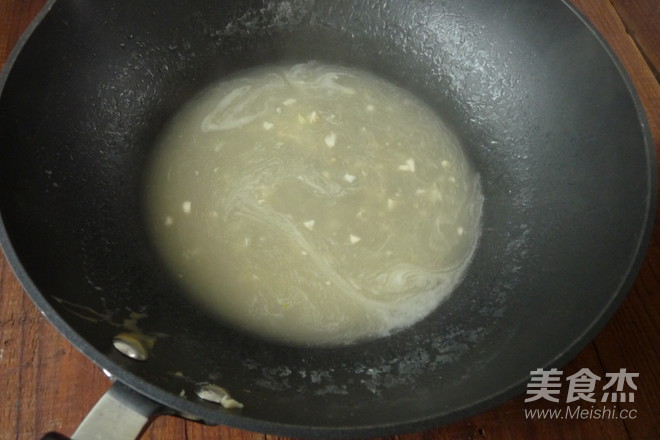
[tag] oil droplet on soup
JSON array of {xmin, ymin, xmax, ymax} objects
[{"xmin": 144, "ymin": 62, "xmax": 483, "ymax": 346}]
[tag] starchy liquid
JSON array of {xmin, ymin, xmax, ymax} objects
[{"xmin": 144, "ymin": 62, "xmax": 483, "ymax": 346}]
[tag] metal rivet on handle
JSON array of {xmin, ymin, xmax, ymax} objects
[{"xmin": 112, "ymin": 333, "xmax": 148, "ymax": 361}]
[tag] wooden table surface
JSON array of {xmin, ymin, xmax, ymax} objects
[{"xmin": 1, "ymin": 0, "xmax": 659, "ymax": 439}]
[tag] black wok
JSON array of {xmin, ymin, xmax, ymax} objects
[{"xmin": 0, "ymin": 0, "xmax": 655, "ymax": 438}]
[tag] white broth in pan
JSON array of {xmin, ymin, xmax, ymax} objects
[{"xmin": 144, "ymin": 62, "xmax": 483, "ymax": 346}]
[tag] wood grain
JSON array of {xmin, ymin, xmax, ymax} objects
[
  {"xmin": 0, "ymin": 0, "xmax": 658, "ymax": 439},
  {"xmin": 608, "ymin": 0, "xmax": 660, "ymax": 78}
]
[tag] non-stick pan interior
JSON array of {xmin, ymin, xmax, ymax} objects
[{"xmin": 0, "ymin": 0, "xmax": 654, "ymax": 437}]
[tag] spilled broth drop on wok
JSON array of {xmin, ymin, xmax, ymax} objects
[{"xmin": 144, "ymin": 62, "xmax": 483, "ymax": 346}]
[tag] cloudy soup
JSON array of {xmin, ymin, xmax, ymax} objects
[{"xmin": 144, "ymin": 62, "xmax": 483, "ymax": 346}]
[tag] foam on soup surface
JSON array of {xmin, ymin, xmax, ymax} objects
[{"xmin": 144, "ymin": 62, "xmax": 483, "ymax": 346}]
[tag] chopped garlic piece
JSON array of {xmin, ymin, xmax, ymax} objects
[
  {"xmin": 406, "ymin": 158, "xmax": 416, "ymax": 172},
  {"xmin": 441, "ymin": 160, "xmax": 450, "ymax": 168},
  {"xmin": 307, "ymin": 111, "xmax": 319, "ymax": 123},
  {"xmin": 164, "ymin": 216, "xmax": 174, "ymax": 226},
  {"xmin": 263, "ymin": 121, "xmax": 274, "ymax": 130},
  {"xmin": 195, "ymin": 383, "xmax": 244, "ymax": 409},
  {"xmin": 275, "ymin": 107, "xmax": 282, "ymax": 114},
  {"xmin": 283, "ymin": 98, "xmax": 297, "ymax": 106},
  {"xmin": 366, "ymin": 104, "xmax": 375, "ymax": 112},
  {"xmin": 344, "ymin": 173, "xmax": 356, "ymax": 183},
  {"xmin": 349, "ymin": 234, "xmax": 361, "ymax": 244},
  {"xmin": 457, "ymin": 226, "xmax": 465, "ymax": 236},
  {"xmin": 182, "ymin": 201, "xmax": 192, "ymax": 214},
  {"xmin": 303, "ymin": 220, "xmax": 315, "ymax": 230},
  {"xmin": 325, "ymin": 132, "xmax": 337, "ymax": 147},
  {"xmin": 398, "ymin": 158, "xmax": 416, "ymax": 172},
  {"xmin": 387, "ymin": 198, "xmax": 397, "ymax": 210}
]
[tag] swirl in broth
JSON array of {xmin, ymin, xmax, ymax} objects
[{"xmin": 144, "ymin": 62, "xmax": 483, "ymax": 346}]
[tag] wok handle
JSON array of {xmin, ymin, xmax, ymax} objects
[{"xmin": 42, "ymin": 381, "xmax": 162, "ymax": 440}]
